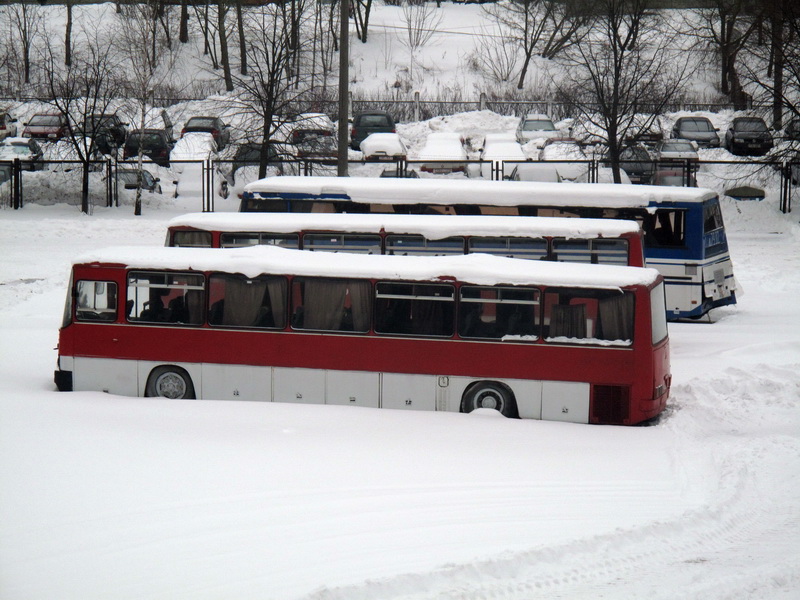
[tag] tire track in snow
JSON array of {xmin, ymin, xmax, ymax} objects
[{"xmin": 301, "ymin": 367, "xmax": 800, "ymax": 600}]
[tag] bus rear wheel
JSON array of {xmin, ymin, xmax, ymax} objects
[
  {"xmin": 461, "ymin": 382, "xmax": 518, "ymax": 418},
  {"xmin": 146, "ymin": 366, "xmax": 195, "ymax": 399}
]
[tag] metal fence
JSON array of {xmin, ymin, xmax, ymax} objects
[{"xmin": 3, "ymin": 156, "xmax": 796, "ymax": 214}]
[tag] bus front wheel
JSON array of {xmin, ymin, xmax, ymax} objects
[
  {"xmin": 146, "ymin": 366, "xmax": 195, "ymax": 399},
  {"xmin": 461, "ymin": 382, "xmax": 518, "ymax": 418}
]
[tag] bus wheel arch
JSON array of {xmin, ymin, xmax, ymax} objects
[
  {"xmin": 461, "ymin": 381, "xmax": 518, "ymax": 418},
  {"xmin": 145, "ymin": 365, "xmax": 196, "ymax": 399}
]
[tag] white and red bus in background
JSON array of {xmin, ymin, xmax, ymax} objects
[
  {"xmin": 238, "ymin": 176, "xmax": 736, "ymax": 320},
  {"xmin": 55, "ymin": 245, "xmax": 670, "ymax": 425},
  {"xmin": 165, "ymin": 212, "xmax": 645, "ymax": 267}
]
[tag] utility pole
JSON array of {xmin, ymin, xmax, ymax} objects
[{"xmin": 337, "ymin": 0, "xmax": 350, "ymax": 177}]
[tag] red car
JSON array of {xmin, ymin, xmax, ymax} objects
[{"xmin": 22, "ymin": 113, "xmax": 69, "ymax": 140}]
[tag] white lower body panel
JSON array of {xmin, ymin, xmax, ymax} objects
[{"xmin": 66, "ymin": 357, "xmax": 592, "ymax": 423}]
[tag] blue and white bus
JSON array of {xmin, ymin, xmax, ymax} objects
[{"xmin": 239, "ymin": 176, "xmax": 737, "ymax": 320}]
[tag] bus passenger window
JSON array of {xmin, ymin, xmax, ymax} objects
[
  {"xmin": 375, "ymin": 282, "xmax": 455, "ymax": 337},
  {"xmin": 171, "ymin": 231, "xmax": 212, "ymax": 248},
  {"xmin": 291, "ymin": 278, "xmax": 371, "ymax": 332},
  {"xmin": 75, "ymin": 281, "xmax": 118, "ymax": 322},
  {"xmin": 459, "ymin": 286, "xmax": 539, "ymax": 340},
  {"xmin": 544, "ymin": 288, "xmax": 633, "ymax": 345},
  {"xmin": 127, "ymin": 272, "xmax": 205, "ymax": 325},
  {"xmin": 209, "ymin": 274, "xmax": 287, "ymax": 329}
]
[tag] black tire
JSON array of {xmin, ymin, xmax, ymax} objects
[
  {"xmin": 145, "ymin": 366, "xmax": 195, "ymax": 399},
  {"xmin": 461, "ymin": 381, "xmax": 518, "ymax": 418}
]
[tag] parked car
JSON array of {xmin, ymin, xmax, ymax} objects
[
  {"xmin": 350, "ymin": 111, "xmax": 395, "ymax": 150},
  {"xmin": 724, "ymin": 117, "xmax": 774, "ymax": 156},
  {"xmin": 81, "ymin": 113, "xmax": 128, "ymax": 153},
  {"xmin": 181, "ymin": 116, "xmax": 231, "ymax": 150},
  {"xmin": 477, "ymin": 133, "xmax": 526, "ymax": 178},
  {"xmin": 360, "ymin": 132, "xmax": 408, "ymax": 161},
  {"xmin": 122, "ymin": 129, "xmax": 174, "ymax": 167},
  {"xmin": 506, "ymin": 163, "xmax": 561, "ymax": 182},
  {"xmin": 604, "ymin": 144, "xmax": 655, "ymax": 184},
  {"xmin": 0, "ymin": 110, "xmax": 18, "ymax": 141},
  {"xmin": 220, "ymin": 141, "xmax": 295, "ymax": 185},
  {"xmin": 516, "ymin": 113, "xmax": 560, "ymax": 147},
  {"xmin": 22, "ymin": 113, "xmax": 69, "ymax": 140},
  {"xmin": 784, "ymin": 118, "xmax": 800, "ymax": 142},
  {"xmin": 576, "ymin": 167, "xmax": 632, "ymax": 184},
  {"xmin": 116, "ymin": 168, "xmax": 161, "ymax": 194},
  {"xmin": 538, "ymin": 137, "xmax": 588, "ymax": 181},
  {"xmin": 380, "ymin": 167, "xmax": 419, "ymax": 178},
  {"xmin": 287, "ymin": 113, "xmax": 336, "ymax": 161},
  {"xmin": 171, "ymin": 132, "xmax": 218, "ymax": 162},
  {"xmin": 652, "ymin": 168, "xmax": 695, "ymax": 187},
  {"xmin": 0, "ymin": 137, "xmax": 44, "ymax": 170},
  {"xmin": 671, "ymin": 116, "xmax": 720, "ymax": 148},
  {"xmin": 655, "ymin": 140, "xmax": 699, "ymax": 164},
  {"xmin": 416, "ymin": 132, "xmax": 468, "ymax": 173}
]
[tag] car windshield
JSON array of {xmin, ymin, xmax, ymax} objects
[
  {"xmin": 522, "ymin": 119, "xmax": 555, "ymax": 131},
  {"xmin": 662, "ymin": 142, "xmax": 693, "ymax": 152},
  {"xmin": 29, "ymin": 115, "xmax": 61, "ymax": 126},
  {"xmin": 117, "ymin": 171, "xmax": 141, "ymax": 185},
  {"xmin": 736, "ymin": 119, "xmax": 767, "ymax": 132},
  {"xmin": 682, "ymin": 119, "xmax": 713, "ymax": 132},
  {"xmin": 359, "ymin": 115, "xmax": 391, "ymax": 127},
  {"xmin": 1, "ymin": 143, "xmax": 30, "ymax": 155},
  {"xmin": 129, "ymin": 132, "xmax": 164, "ymax": 146}
]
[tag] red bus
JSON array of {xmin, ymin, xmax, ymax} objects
[
  {"xmin": 165, "ymin": 212, "xmax": 645, "ymax": 267},
  {"xmin": 54, "ymin": 245, "xmax": 670, "ymax": 425}
]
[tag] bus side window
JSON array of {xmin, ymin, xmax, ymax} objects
[
  {"xmin": 75, "ymin": 281, "xmax": 118, "ymax": 322},
  {"xmin": 291, "ymin": 278, "xmax": 371, "ymax": 332}
]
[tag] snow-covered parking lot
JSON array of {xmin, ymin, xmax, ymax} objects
[{"xmin": 0, "ymin": 179, "xmax": 798, "ymax": 599}]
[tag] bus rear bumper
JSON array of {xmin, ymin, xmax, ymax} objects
[{"xmin": 54, "ymin": 370, "xmax": 73, "ymax": 392}]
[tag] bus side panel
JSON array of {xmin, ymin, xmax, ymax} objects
[
  {"xmin": 382, "ymin": 373, "xmax": 436, "ymax": 411},
  {"xmin": 326, "ymin": 370, "xmax": 380, "ymax": 408},
  {"xmin": 541, "ymin": 381, "xmax": 590, "ymax": 423},
  {"xmin": 73, "ymin": 357, "xmax": 139, "ymax": 397},
  {"xmin": 202, "ymin": 363, "xmax": 271, "ymax": 401},
  {"xmin": 273, "ymin": 367, "xmax": 325, "ymax": 404}
]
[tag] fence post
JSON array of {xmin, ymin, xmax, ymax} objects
[
  {"xmin": 479, "ymin": 92, "xmax": 487, "ymax": 112},
  {"xmin": 414, "ymin": 90, "xmax": 420, "ymax": 123},
  {"xmin": 12, "ymin": 158, "xmax": 21, "ymax": 209}
]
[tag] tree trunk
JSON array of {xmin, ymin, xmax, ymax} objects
[
  {"xmin": 65, "ymin": 2, "xmax": 73, "ymax": 67},
  {"xmin": 236, "ymin": 0, "xmax": 247, "ymax": 76},
  {"xmin": 180, "ymin": 0, "xmax": 189, "ymax": 43},
  {"xmin": 218, "ymin": 0, "xmax": 234, "ymax": 92}
]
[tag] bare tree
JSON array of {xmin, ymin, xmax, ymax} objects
[
  {"xmin": 42, "ymin": 26, "xmax": 122, "ymax": 213},
  {"xmin": 353, "ymin": 0, "xmax": 374, "ymax": 43},
  {"xmin": 555, "ymin": 0, "xmax": 691, "ymax": 183},
  {"xmin": 483, "ymin": 0, "xmax": 592, "ymax": 90},
  {"xmin": 6, "ymin": 2, "xmax": 44, "ymax": 86},
  {"xmin": 115, "ymin": 2, "xmax": 181, "ymax": 215},
  {"xmin": 217, "ymin": 0, "xmax": 234, "ymax": 91},
  {"xmin": 682, "ymin": 0, "xmax": 758, "ymax": 107},
  {"xmin": 400, "ymin": 0, "xmax": 442, "ymax": 52},
  {"xmin": 469, "ymin": 25, "xmax": 519, "ymax": 85},
  {"xmin": 228, "ymin": 4, "xmax": 315, "ymax": 178}
]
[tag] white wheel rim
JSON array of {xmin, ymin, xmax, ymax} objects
[{"xmin": 155, "ymin": 372, "xmax": 186, "ymax": 399}]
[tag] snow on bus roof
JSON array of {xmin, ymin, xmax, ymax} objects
[
  {"xmin": 75, "ymin": 244, "xmax": 660, "ymax": 289},
  {"xmin": 243, "ymin": 176, "xmax": 718, "ymax": 207},
  {"xmin": 167, "ymin": 212, "xmax": 641, "ymax": 239}
]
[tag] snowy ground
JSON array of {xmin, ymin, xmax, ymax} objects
[{"xmin": 0, "ymin": 176, "xmax": 799, "ymax": 599}]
